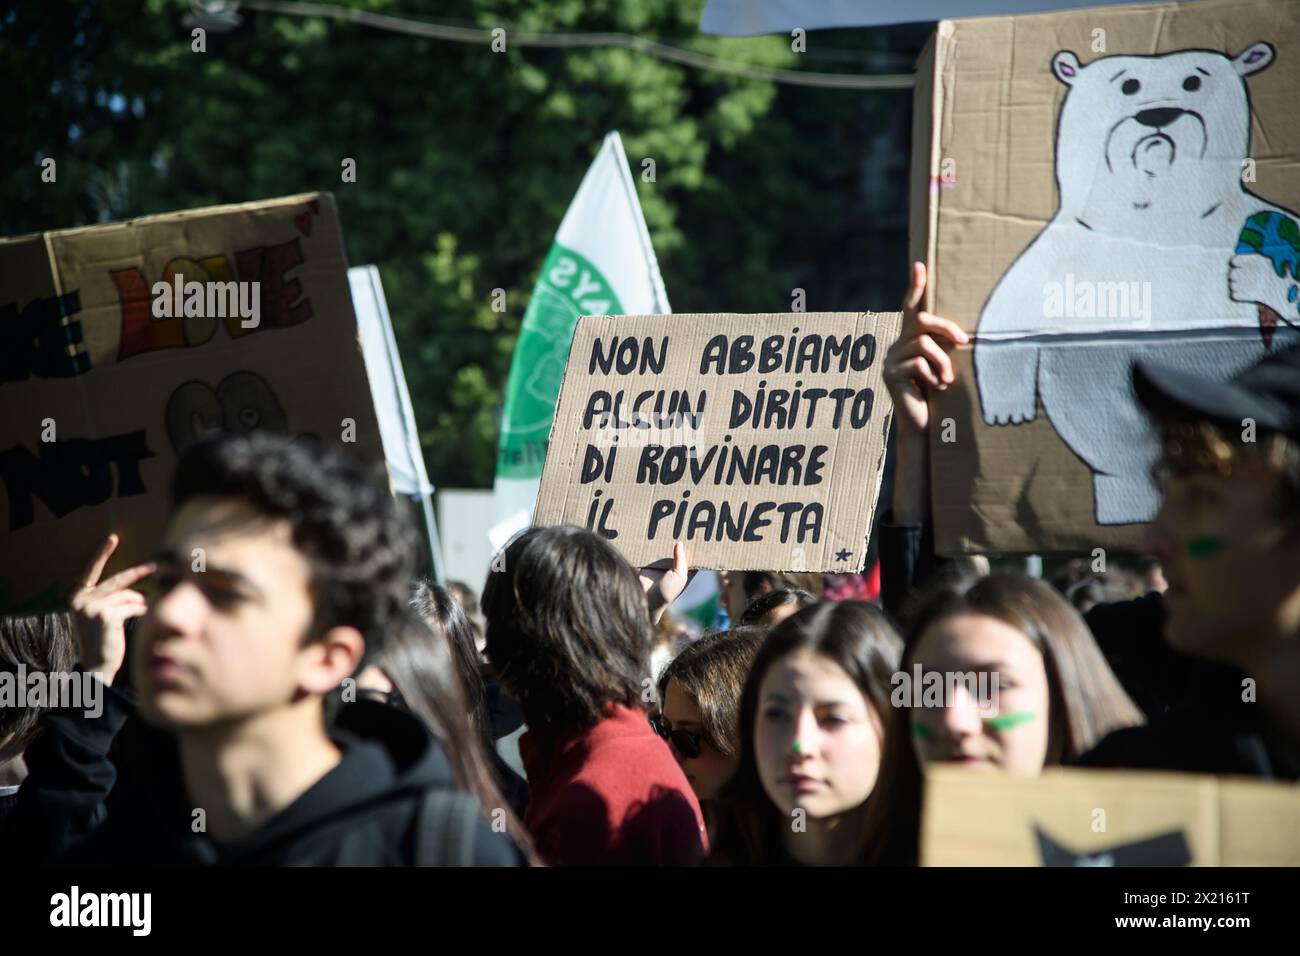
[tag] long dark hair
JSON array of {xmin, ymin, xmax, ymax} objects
[
  {"xmin": 481, "ymin": 525, "xmax": 651, "ymax": 739},
  {"xmin": 708, "ymin": 601, "xmax": 902, "ymax": 866},
  {"xmin": 861, "ymin": 574, "xmax": 1144, "ymax": 866},
  {"xmin": 410, "ymin": 579, "xmax": 491, "ymax": 740},
  {"xmin": 371, "ymin": 613, "xmax": 538, "ymax": 863},
  {"xmin": 0, "ymin": 612, "xmax": 75, "ymax": 755}
]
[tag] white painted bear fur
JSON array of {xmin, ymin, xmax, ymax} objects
[{"xmin": 974, "ymin": 41, "xmax": 1299, "ymax": 525}]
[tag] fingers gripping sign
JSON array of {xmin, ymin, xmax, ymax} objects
[
  {"xmin": 883, "ymin": 262, "xmax": 970, "ymax": 438},
  {"xmin": 639, "ymin": 540, "xmax": 693, "ymax": 626},
  {"xmin": 884, "ymin": 262, "xmax": 971, "ymax": 525}
]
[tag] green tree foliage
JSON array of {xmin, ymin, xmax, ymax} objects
[{"xmin": 2, "ymin": 0, "xmax": 926, "ymax": 488}]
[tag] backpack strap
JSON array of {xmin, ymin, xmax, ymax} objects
[{"xmin": 416, "ymin": 789, "xmax": 482, "ymax": 867}]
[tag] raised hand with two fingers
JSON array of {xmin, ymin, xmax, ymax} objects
[{"xmin": 69, "ymin": 533, "xmax": 156, "ymax": 683}]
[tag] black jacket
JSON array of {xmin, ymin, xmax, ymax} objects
[
  {"xmin": 1072, "ymin": 595, "xmax": 1298, "ymax": 780},
  {"xmin": 1076, "ymin": 694, "xmax": 1300, "ymax": 779},
  {"xmin": 877, "ymin": 512, "xmax": 1297, "ymax": 780},
  {"xmin": 4, "ymin": 681, "xmax": 525, "ymax": 866}
]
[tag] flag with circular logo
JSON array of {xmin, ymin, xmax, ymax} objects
[{"xmin": 493, "ymin": 132, "xmax": 670, "ymax": 529}]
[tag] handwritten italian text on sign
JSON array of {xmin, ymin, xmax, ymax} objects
[{"xmin": 534, "ymin": 312, "xmax": 902, "ymax": 571}]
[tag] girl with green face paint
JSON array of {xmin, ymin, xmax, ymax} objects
[
  {"xmin": 861, "ymin": 574, "xmax": 1144, "ymax": 866},
  {"xmin": 912, "ymin": 709, "xmax": 1038, "ymax": 741},
  {"xmin": 981, "ymin": 710, "xmax": 1037, "ymax": 732},
  {"xmin": 905, "ymin": 610, "xmax": 1055, "ymax": 777}
]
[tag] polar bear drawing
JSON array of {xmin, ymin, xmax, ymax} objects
[{"xmin": 975, "ymin": 41, "xmax": 1300, "ymax": 525}]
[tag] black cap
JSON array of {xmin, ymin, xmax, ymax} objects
[{"xmin": 1133, "ymin": 342, "xmax": 1300, "ymax": 439}]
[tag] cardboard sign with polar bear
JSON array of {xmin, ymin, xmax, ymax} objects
[{"xmin": 912, "ymin": 0, "xmax": 1300, "ymax": 555}]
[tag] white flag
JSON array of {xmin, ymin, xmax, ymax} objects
[{"xmin": 493, "ymin": 131, "xmax": 670, "ymax": 528}]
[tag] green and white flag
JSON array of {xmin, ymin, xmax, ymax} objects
[
  {"xmin": 676, "ymin": 570, "xmax": 723, "ymax": 635},
  {"xmin": 493, "ymin": 131, "xmax": 670, "ymax": 531}
]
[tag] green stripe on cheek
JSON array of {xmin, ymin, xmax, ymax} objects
[
  {"xmin": 983, "ymin": 710, "xmax": 1035, "ymax": 732},
  {"xmin": 911, "ymin": 720, "xmax": 936, "ymax": 741},
  {"xmin": 1185, "ymin": 535, "xmax": 1225, "ymax": 559}
]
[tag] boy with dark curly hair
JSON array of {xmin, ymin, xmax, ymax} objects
[{"xmin": 10, "ymin": 433, "xmax": 523, "ymax": 865}]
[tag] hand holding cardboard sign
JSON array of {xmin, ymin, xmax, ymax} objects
[
  {"xmin": 884, "ymin": 262, "xmax": 968, "ymax": 438},
  {"xmin": 885, "ymin": 263, "xmax": 968, "ymax": 524},
  {"xmin": 639, "ymin": 540, "xmax": 691, "ymax": 626},
  {"xmin": 70, "ymin": 533, "xmax": 155, "ymax": 684}
]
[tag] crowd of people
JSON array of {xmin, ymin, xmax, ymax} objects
[{"xmin": 1, "ymin": 260, "xmax": 1298, "ymax": 866}]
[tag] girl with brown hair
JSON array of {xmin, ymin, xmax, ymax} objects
[
  {"xmin": 654, "ymin": 627, "xmax": 766, "ymax": 836},
  {"xmin": 862, "ymin": 573, "xmax": 1144, "ymax": 865},
  {"xmin": 356, "ymin": 613, "xmax": 539, "ymax": 863},
  {"xmin": 708, "ymin": 601, "xmax": 903, "ymax": 866}
]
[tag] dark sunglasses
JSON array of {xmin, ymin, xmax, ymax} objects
[{"xmin": 650, "ymin": 713, "xmax": 703, "ymax": 759}]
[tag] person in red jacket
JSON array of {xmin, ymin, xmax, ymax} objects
[{"xmin": 481, "ymin": 525, "xmax": 707, "ymax": 866}]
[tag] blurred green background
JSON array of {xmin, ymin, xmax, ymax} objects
[{"xmin": 2, "ymin": 0, "xmax": 927, "ymax": 491}]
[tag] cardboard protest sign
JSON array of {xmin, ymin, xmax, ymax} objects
[
  {"xmin": 922, "ymin": 765, "xmax": 1300, "ymax": 866},
  {"xmin": 0, "ymin": 193, "xmax": 384, "ymax": 612},
  {"xmin": 532, "ymin": 312, "xmax": 902, "ymax": 571},
  {"xmin": 910, "ymin": 0, "xmax": 1300, "ymax": 554}
]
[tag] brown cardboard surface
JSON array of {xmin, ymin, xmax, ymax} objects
[
  {"xmin": 533, "ymin": 312, "xmax": 902, "ymax": 571},
  {"xmin": 0, "ymin": 194, "xmax": 384, "ymax": 612},
  {"xmin": 922, "ymin": 765, "xmax": 1300, "ymax": 866},
  {"xmin": 911, "ymin": 0, "xmax": 1300, "ymax": 555}
]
